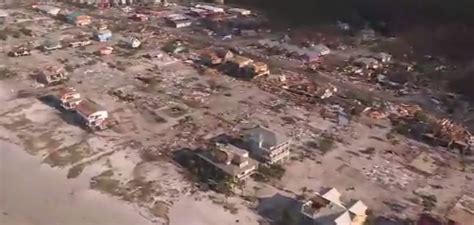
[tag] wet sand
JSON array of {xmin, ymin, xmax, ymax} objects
[{"xmin": 0, "ymin": 138, "xmax": 156, "ymax": 225}]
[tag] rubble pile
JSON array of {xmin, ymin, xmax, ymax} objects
[
  {"xmin": 364, "ymin": 162, "xmax": 417, "ymax": 190},
  {"xmin": 432, "ymin": 118, "xmax": 473, "ymax": 145}
]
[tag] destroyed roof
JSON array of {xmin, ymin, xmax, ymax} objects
[
  {"xmin": 228, "ymin": 55, "xmax": 253, "ymax": 66},
  {"xmin": 34, "ymin": 5, "xmax": 61, "ymax": 15},
  {"xmin": 252, "ymin": 61, "xmax": 268, "ymax": 70},
  {"xmin": 243, "ymin": 126, "xmax": 288, "ymax": 149},
  {"xmin": 76, "ymin": 99, "xmax": 105, "ymax": 117},
  {"xmin": 41, "ymin": 64, "xmax": 65, "ymax": 75},
  {"xmin": 57, "ymin": 86, "xmax": 77, "ymax": 97}
]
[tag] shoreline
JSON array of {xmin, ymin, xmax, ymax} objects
[{"xmin": 0, "ymin": 135, "xmax": 157, "ymax": 225}]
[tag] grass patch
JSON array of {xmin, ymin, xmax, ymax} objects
[
  {"xmin": 150, "ymin": 201, "xmax": 169, "ymax": 220},
  {"xmin": 120, "ymin": 179, "xmax": 158, "ymax": 203},
  {"xmin": 0, "ymin": 68, "xmax": 17, "ymax": 79},
  {"xmin": 100, "ymin": 169, "xmax": 114, "ymax": 177},
  {"xmin": 256, "ymin": 164, "xmax": 286, "ymax": 181},
  {"xmin": 67, "ymin": 164, "xmax": 86, "ymax": 179},
  {"xmin": 414, "ymin": 111, "xmax": 430, "ymax": 123},
  {"xmin": 360, "ymin": 147, "xmax": 375, "ymax": 155},
  {"xmin": 391, "ymin": 123, "xmax": 411, "ymax": 135},
  {"xmin": 223, "ymin": 202, "xmax": 239, "ymax": 214},
  {"xmin": 43, "ymin": 142, "xmax": 91, "ymax": 167},
  {"xmin": 319, "ymin": 137, "xmax": 335, "ymax": 154},
  {"xmin": 90, "ymin": 176, "xmax": 122, "ymax": 195}
]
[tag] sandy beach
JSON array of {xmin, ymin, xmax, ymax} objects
[{"xmin": 0, "ymin": 138, "xmax": 156, "ymax": 225}]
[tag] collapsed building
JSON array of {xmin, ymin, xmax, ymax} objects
[
  {"xmin": 65, "ymin": 12, "xmax": 91, "ymax": 26},
  {"xmin": 423, "ymin": 118, "xmax": 473, "ymax": 152},
  {"xmin": 199, "ymin": 48, "xmax": 234, "ymax": 65},
  {"xmin": 165, "ymin": 14, "xmax": 192, "ymax": 28},
  {"xmin": 37, "ymin": 64, "xmax": 68, "ymax": 85},
  {"xmin": 8, "ymin": 47, "xmax": 31, "ymax": 57},
  {"xmin": 367, "ymin": 102, "xmax": 473, "ymax": 152},
  {"xmin": 32, "ymin": 5, "xmax": 62, "ymax": 17},
  {"xmin": 277, "ymin": 72, "xmax": 337, "ymax": 99},
  {"xmin": 224, "ymin": 55, "xmax": 269, "ymax": 79},
  {"xmin": 258, "ymin": 39, "xmax": 331, "ymax": 62}
]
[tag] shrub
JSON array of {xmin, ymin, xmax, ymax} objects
[{"xmin": 319, "ymin": 137, "xmax": 335, "ymax": 154}]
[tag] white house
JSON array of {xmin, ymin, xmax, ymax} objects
[
  {"xmin": 75, "ymin": 99, "xmax": 108, "ymax": 129},
  {"xmin": 126, "ymin": 37, "xmax": 141, "ymax": 48}
]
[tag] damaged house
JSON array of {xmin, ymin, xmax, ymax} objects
[
  {"xmin": 37, "ymin": 64, "xmax": 68, "ymax": 85},
  {"xmin": 225, "ymin": 55, "xmax": 253, "ymax": 75},
  {"xmin": 353, "ymin": 57, "xmax": 380, "ymax": 70},
  {"xmin": 75, "ymin": 99, "xmax": 109, "ymax": 130},
  {"xmin": 244, "ymin": 61, "xmax": 270, "ymax": 78},
  {"xmin": 33, "ymin": 5, "xmax": 61, "ymax": 17},
  {"xmin": 56, "ymin": 87, "xmax": 82, "ymax": 111},
  {"xmin": 200, "ymin": 48, "xmax": 234, "ymax": 66},
  {"xmin": 125, "ymin": 36, "xmax": 141, "ymax": 48},
  {"xmin": 165, "ymin": 14, "xmax": 192, "ymax": 28},
  {"xmin": 95, "ymin": 29, "xmax": 112, "ymax": 42},
  {"xmin": 200, "ymin": 50, "xmax": 223, "ymax": 66},
  {"xmin": 301, "ymin": 188, "xmax": 368, "ymax": 225},
  {"xmin": 65, "ymin": 12, "xmax": 91, "ymax": 26},
  {"xmin": 225, "ymin": 56, "xmax": 269, "ymax": 79},
  {"xmin": 8, "ymin": 47, "xmax": 31, "ymax": 57},
  {"xmin": 196, "ymin": 144, "xmax": 258, "ymax": 183},
  {"xmin": 241, "ymin": 126, "xmax": 291, "ymax": 164}
]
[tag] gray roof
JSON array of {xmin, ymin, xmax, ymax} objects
[{"xmin": 243, "ymin": 126, "xmax": 287, "ymax": 149}]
